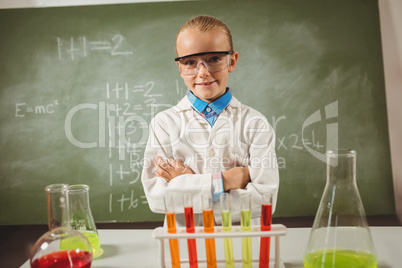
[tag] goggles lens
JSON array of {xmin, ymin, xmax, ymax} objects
[{"xmin": 176, "ymin": 51, "xmax": 232, "ymax": 76}]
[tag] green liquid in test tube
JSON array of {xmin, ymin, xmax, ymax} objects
[
  {"xmin": 220, "ymin": 193, "xmax": 234, "ymax": 268},
  {"xmin": 241, "ymin": 193, "xmax": 252, "ymax": 268}
]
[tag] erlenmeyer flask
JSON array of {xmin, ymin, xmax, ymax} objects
[
  {"xmin": 30, "ymin": 184, "xmax": 93, "ymax": 267},
  {"xmin": 68, "ymin": 184, "xmax": 103, "ymax": 258},
  {"xmin": 304, "ymin": 150, "xmax": 377, "ymax": 268}
]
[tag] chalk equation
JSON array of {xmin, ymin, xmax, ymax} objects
[
  {"xmin": 102, "ymin": 80, "xmax": 165, "ymax": 213},
  {"xmin": 106, "ymin": 81, "xmax": 163, "ymax": 117},
  {"xmin": 108, "ymin": 151, "xmax": 142, "ymax": 187},
  {"xmin": 277, "ymin": 131, "xmax": 324, "ymax": 151},
  {"xmin": 15, "ymin": 100, "xmax": 59, "ymax": 117},
  {"xmin": 57, "ymin": 34, "xmax": 133, "ymax": 60},
  {"xmin": 106, "ymin": 81, "xmax": 162, "ymax": 100},
  {"xmin": 109, "ymin": 191, "xmax": 148, "ymax": 213}
]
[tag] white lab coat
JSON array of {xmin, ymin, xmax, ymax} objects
[{"xmin": 141, "ymin": 95, "xmax": 279, "ymax": 227}]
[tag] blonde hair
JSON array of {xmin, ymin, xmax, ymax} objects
[{"xmin": 176, "ymin": 15, "xmax": 234, "ymax": 51}]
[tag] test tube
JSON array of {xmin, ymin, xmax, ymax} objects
[
  {"xmin": 184, "ymin": 193, "xmax": 198, "ymax": 268},
  {"xmin": 220, "ymin": 193, "xmax": 234, "ymax": 268},
  {"xmin": 202, "ymin": 194, "xmax": 217, "ymax": 268},
  {"xmin": 259, "ymin": 192, "xmax": 273, "ymax": 268},
  {"xmin": 164, "ymin": 194, "xmax": 180, "ymax": 268},
  {"xmin": 241, "ymin": 193, "xmax": 252, "ymax": 268}
]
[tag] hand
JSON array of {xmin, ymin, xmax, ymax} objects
[
  {"xmin": 222, "ymin": 167, "xmax": 250, "ymax": 191},
  {"xmin": 154, "ymin": 156, "xmax": 194, "ymax": 182}
]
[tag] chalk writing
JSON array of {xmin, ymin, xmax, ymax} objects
[
  {"xmin": 108, "ymin": 190, "xmax": 148, "ymax": 212},
  {"xmin": 15, "ymin": 100, "xmax": 59, "ymax": 117},
  {"xmin": 109, "ymin": 163, "xmax": 140, "ymax": 186},
  {"xmin": 106, "ymin": 81, "xmax": 162, "ymax": 100},
  {"xmin": 104, "ymin": 80, "xmax": 166, "ymax": 213},
  {"xmin": 106, "ymin": 81, "xmax": 166, "ymax": 117},
  {"xmin": 57, "ymin": 34, "xmax": 133, "ymax": 60},
  {"xmin": 277, "ymin": 131, "xmax": 324, "ymax": 151}
]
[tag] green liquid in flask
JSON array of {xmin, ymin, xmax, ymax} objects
[
  {"xmin": 83, "ymin": 232, "xmax": 102, "ymax": 258},
  {"xmin": 304, "ymin": 249, "xmax": 377, "ymax": 268},
  {"xmin": 61, "ymin": 231, "xmax": 103, "ymax": 258}
]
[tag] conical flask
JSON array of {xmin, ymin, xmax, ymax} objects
[
  {"xmin": 67, "ymin": 184, "xmax": 103, "ymax": 258},
  {"xmin": 303, "ymin": 149, "xmax": 377, "ymax": 268}
]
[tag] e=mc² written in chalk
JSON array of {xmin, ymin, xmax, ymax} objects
[{"xmin": 15, "ymin": 100, "xmax": 60, "ymax": 117}]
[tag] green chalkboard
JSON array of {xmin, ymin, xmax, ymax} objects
[{"xmin": 0, "ymin": 0, "xmax": 394, "ymax": 225}]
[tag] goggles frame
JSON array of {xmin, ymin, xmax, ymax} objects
[
  {"xmin": 174, "ymin": 50, "xmax": 233, "ymax": 62},
  {"xmin": 175, "ymin": 50, "xmax": 234, "ymax": 76}
]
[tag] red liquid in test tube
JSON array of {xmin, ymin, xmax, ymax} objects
[
  {"xmin": 184, "ymin": 193, "xmax": 198, "ymax": 268},
  {"xmin": 259, "ymin": 193, "xmax": 273, "ymax": 268}
]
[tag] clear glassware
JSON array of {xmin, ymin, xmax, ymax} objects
[
  {"xmin": 30, "ymin": 227, "xmax": 93, "ymax": 268},
  {"xmin": 260, "ymin": 192, "xmax": 273, "ymax": 268},
  {"xmin": 202, "ymin": 193, "xmax": 217, "ymax": 268},
  {"xmin": 68, "ymin": 184, "xmax": 103, "ymax": 258},
  {"xmin": 240, "ymin": 193, "xmax": 252, "ymax": 268},
  {"xmin": 220, "ymin": 193, "xmax": 234, "ymax": 268},
  {"xmin": 304, "ymin": 150, "xmax": 377, "ymax": 268},
  {"xmin": 45, "ymin": 184, "xmax": 70, "ymax": 230},
  {"xmin": 164, "ymin": 194, "xmax": 180, "ymax": 268},
  {"xmin": 183, "ymin": 193, "xmax": 198, "ymax": 268},
  {"xmin": 30, "ymin": 184, "xmax": 93, "ymax": 268}
]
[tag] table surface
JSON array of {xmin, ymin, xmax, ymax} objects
[{"xmin": 21, "ymin": 226, "xmax": 402, "ymax": 268}]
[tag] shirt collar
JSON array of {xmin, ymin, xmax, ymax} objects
[{"xmin": 187, "ymin": 88, "xmax": 232, "ymax": 115}]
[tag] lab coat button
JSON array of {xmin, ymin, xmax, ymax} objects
[{"xmin": 208, "ymin": 149, "xmax": 215, "ymax": 157}]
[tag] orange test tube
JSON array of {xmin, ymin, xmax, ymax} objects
[
  {"xmin": 202, "ymin": 194, "xmax": 217, "ymax": 268},
  {"xmin": 164, "ymin": 194, "xmax": 180, "ymax": 268}
]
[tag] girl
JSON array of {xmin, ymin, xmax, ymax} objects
[{"xmin": 141, "ymin": 15, "xmax": 279, "ymax": 227}]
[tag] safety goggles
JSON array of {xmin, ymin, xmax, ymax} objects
[{"xmin": 175, "ymin": 51, "xmax": 233, "ymax": 76}]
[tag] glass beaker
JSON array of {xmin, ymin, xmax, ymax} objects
[
  {"xmin": 30, "ymin": 184, "xmax": 93, "ymax": 267},
  {"xmin": 303, "ymin": 150, "xmax": 377, "ymax": 268},
  {"xmin": 68, "ymin": 184, "xmax": 103, "ymax": 258}
]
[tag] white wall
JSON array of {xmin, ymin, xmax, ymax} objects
[
  {"xmin": 379, "ymin": 0, "xmax": 402, "ymax": 222},
  {"xmin": 0, "ymin": 0, "xmax": 171, "ymax": 8},
  {"xmin": 1, "ymin": 0, "xmax": 401, "ymax": 221}
]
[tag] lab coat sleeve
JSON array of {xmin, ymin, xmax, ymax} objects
[
  {"xmin": 141, "ymin": 113, "xmax": 212, "ymax": 215},
  {"xmin": 216, "ymin": 113, "xmax": 279, "ymax": 224}
]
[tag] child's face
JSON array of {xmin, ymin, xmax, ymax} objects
[{"xmin": 176, "ymin": 29, "xmax": 238, "ymax": 103}]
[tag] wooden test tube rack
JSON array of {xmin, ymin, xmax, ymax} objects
[{"xmin": 152, "ymin": 224, "xmax": 287, "ymax": 268}]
